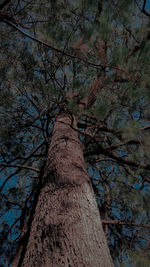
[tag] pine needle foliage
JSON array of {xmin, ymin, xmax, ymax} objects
[{"xmin": 0, "ymin": 0, "xmax": 150, "ymax": 266}]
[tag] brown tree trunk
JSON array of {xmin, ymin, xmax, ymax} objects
[{"xmin": 13, "ymin": 111, "xmax": 114, "ymax": 267}]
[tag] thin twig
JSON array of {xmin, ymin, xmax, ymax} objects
[
  {"xmin": 2, "ymin": 18, "xmax": 140, "ymax": 81},
  {"xmin": 102, "ymin": 219, "xmax": 150, "ymax": 228},
  {"xmin": 0, "ymin": 163, "xmax": 40, "ymax": 172}
]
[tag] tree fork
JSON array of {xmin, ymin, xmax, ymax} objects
[{"xmin": 12, "ymin": 111, "xmax": 113, "ymax": 267}]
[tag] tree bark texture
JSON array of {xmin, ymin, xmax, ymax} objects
[{"xmin": 13, "ymin": 111, "xmax": 114, "ymax": 267}]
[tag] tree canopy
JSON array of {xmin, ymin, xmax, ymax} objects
[{"xmin": 0, "ymin": 0, "xmax": 150, "ymax": 266}]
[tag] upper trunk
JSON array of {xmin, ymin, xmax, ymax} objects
[{"xmin": 13, "ymin": 111, "xmax": 113, "ymax": 267}]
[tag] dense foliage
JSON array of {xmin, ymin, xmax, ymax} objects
[{"xmin": 0, "ymin": 0, "xmax": 150, "ymax": 266}]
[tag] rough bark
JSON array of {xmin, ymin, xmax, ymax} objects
[{"xmin": 13, "ymin": 111, "xmax": 113, "ymax": 267}]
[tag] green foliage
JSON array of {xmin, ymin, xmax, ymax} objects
[
  {"xmin": 97, "ymin": 9, "xmax": 112, "ymax": 41},
  {"xmin": 121, "ymin": 121, "xmax": 140, "ymax": 139},
  {"xmin": 121, "ymin": 250, "xmax": 150, "ymax": 267},
  {"xmin": 92, "ymin": 100, "xmax": 109, "ymax": 120},
  {"xmin": 67, "ymin": 98, "xmax": 81, "ymax": 114},
  {"xmin": 0, "ymin": 0, "xmax": 150, "ymax": 266}
]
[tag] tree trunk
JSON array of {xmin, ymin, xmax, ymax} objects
[{"xmin": 13, "ymin": 111, "xmax": 114, "ymax": 267}]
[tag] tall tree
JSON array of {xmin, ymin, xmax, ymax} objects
[
  {"xmin": 12, "ymin": 112, "xmax": 113, "ymax": 266},
  {"xmin": 0, "ymin": 0, "xmax": 150, "ymax": 266}
]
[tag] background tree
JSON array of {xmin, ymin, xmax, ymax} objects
[{"xmin": 0, "ymin": 0, "xmax": 150, "ymax": 266}]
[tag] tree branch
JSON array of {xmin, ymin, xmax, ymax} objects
[
  {"xmin": 0, "ymin": 163, "xmax": 40, "ymax": 172},
  {"xmin": 141, "ymin": 125, "xmax": 150, "ymax": 131},
  {"xmin": 96, "ymin": 157, "xmax": 118, "ymax": 164},
  {"xmin": 2, "ymin": 19, "xmax": 103, "ymax": 68},
  {"xmin": 141, "ymin": 0, "xmax": 150, "ymax": 17},
  {"xmin": 86, "ymin": 143, "xmax": 150, "ymax": 170},
  {"xmin": 0, "ymin": 0, "xmax": 11, "ymax": 10},
  {"xmin": 105, "ymin": 150, "xmax": 150, "ymax": 170},
  {"xmin": 105, "ymin": 139, "xmax": 141, "ymax": 151},
  {"xmin": 1, "ymin": 18, "xmax": 141, "ymax": 81},
  {"xmin": 102, "ymin": 219, "xmax": 150, "ymax": 228}
]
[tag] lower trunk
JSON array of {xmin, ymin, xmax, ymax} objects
[{"xmin": 13, "ymin": 111, "xmax": 113, "ymax": 267}]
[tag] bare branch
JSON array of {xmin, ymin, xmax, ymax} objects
[
  {"xmin": 96, "ymin": 158, "xmax": 118, "ymax": 164},
  {"xmin": 1, "ymin": 18, "xmax": 141, "ymax": 81},
  {"xmin": 141, "ymin": 0, "xmax": 150, "ymax": 17},
  {"xmin": 0, "ymin": 163, "xmax": 40, "ymax": 172},
  {"xmin": 105, "ymin": 150, "xmax": 150, "ymax": 170},
  {"xmin": 2, "ymin": 19, "xmax": 102, "ymax": 68},
  {"xmin": 141, "ymin": 125, "xmax": 150, "ymax": 131},
  {"xmin": 0, "ymin": 0, "xmax": 11, "ymax": 10},
  {"xmin": 102, "ymin": 219, "xmax": 150, "ymax": 228}
]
